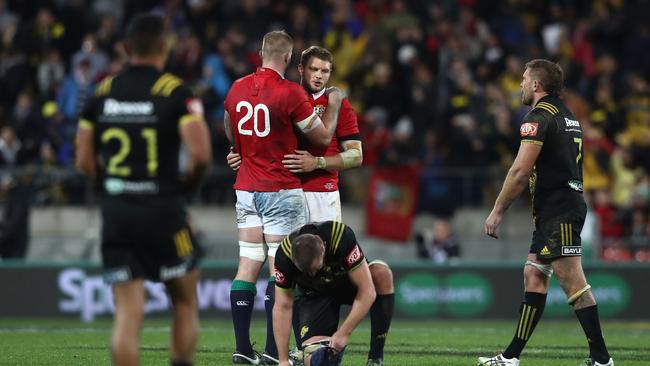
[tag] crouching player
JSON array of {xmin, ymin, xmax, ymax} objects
[{"xmin": 273, "ymin": 222, "xmax": 394, "ymax": 366}]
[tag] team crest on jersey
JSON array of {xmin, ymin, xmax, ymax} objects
[
  {"xmin": 346, "ymin": 245, "xmax": 362, "ymax": 265},
  {"xmin": 520, "ymin": 122, "xmax": 538, "ymax": 137},
  {"xmin": 185, "ymin": 98, "xmax": 204, "ymax": 116},
  {"xmin": 314, "ymin": 105, "xmax": 326, "ymax": 117},
  {"xmin": 274, "ymin": 269, "xmax": 286, "ymax": 285},
  {"xmin": 324, "ymin": 182, "xmax": 335, "ymax": 190}
]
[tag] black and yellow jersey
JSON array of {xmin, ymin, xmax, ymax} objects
[
  {"xmin": 79, "ymin": 65, "xmax": 203, "ymax": 198},
  {"xmin": 520, "ymin": 95, "xmax": 584, "ymax": 209},
  {"xmin": 274, "ymin": 221, "xmax": 366, "ymax": 295}
]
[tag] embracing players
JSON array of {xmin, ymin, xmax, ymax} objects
[{"xmin": 223, "ymin": 31, "xmax": 343, "ymax": 364}]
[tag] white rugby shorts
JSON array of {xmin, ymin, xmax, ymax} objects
[
  {"xmin": 304, "ymin": 190, "xmax": 342, "ymax": 222},
  {"xmin": 235, "ymin": 189, "xmax": 308, "ymax": 235}
]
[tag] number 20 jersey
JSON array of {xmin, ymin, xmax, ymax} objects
[
  {"xmin": 224, "ymin": 67, "xmax": 315, "ymax": 192},
  {"xmin": 80, "ymin": 65, "xmax": 204, "ymax": 198}
]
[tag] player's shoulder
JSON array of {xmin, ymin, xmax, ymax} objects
[
  {"xmin": 341, "ymin": 98, "xmax": 355, "ymax": 111},
  {"xmin": 150, "ymin": 72, "xmax": 186, "ymax": 97},
  {"xmin": 325, "ymin": 221, "xmax": 352, "ymax": 254},
  {"xmin": 277, "ymin": 235, "xmax": 293, "ymax": 264},
  {"xmin": 531, "ymin": 98, "xmax": 562, "ymax": 118}
]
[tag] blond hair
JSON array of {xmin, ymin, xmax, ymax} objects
[{"xmin": 261, "ymin": 30, "xmax": 293, "ymax": 60}]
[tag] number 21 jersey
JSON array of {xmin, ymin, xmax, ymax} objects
[{"xmin": 225, "ymin": 67, "xmax": 315, "ymax": 192}]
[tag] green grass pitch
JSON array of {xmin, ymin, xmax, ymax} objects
[{"xmin": 0, "ymin": 318, "xmax": 648, "ymax": 365}]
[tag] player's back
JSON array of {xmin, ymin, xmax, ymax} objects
[
  {"xmin": 81, "ymin": 66, "xmax": 191, "ymax": 200},
  {"xmin": 226, "ymin": 67, "xmax": 314, "ymax": 192}
]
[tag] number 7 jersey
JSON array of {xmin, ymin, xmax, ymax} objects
[
  {"xmin": 224, "ymin": 67, "xmax": 316, "ymax": 192},
  {"xmin": 519, "ymin": 95, "xmax": 584, "ymax": 208},
  {"xmin": 79, "ymin": 65, "xmax": 205, "ymax": 197}
]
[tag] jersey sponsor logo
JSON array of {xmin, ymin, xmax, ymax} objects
[
  {"xmin": 346, "ymin": 244, "xmax": 362, "ymax": 265},
  {"xmin": 104, "ymin": 178, "xmax": 159, "ymax": 195},
  {"xmin": 520, "ymin": 122, "xmax": 539, "ymax": 137},
  {"xmin": 324, "ymin": 182, "xmax": 335, "ymax": 191},
  {"xmin": 564, "ymin": 118, "xmax": 580, "ymax": 127},
  {"xmin": 185, "ymin": 98, "xmax": 204, "ymax": 116},
  {"xmin": 274, "ymin": 269, "xmax": 286, "ymax": 285},
  {"xmin": 562, "ymin": 246, "xmax": 582, "ymax": 256},
  {"xmin": 103, "ymin": 98, "xmax": 153, "ymax": 115},
  {"xmin": 568, "ymin": 180, "xmax": 583, "ymax": 192},
  {"xmin": 314, "ymin": 105, "xmax": 325, "ymax": 117}
]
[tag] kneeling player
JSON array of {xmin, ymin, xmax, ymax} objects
[{"xmin": 273, "ymin": 222, "xmax": 394, "ymax": 366}]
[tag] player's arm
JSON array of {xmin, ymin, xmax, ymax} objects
[
  {"xmin": 273, "ymin": 286, "xmax": 294, "ymax": 364},
  {"xmin": 282, "ymin": 139, "xmax": 362, "ymax": 173},
  {"xmin": 75, "ymin": 119, "xmax": 96, "ymax": 179},
  {"xmin": 331, "ymin": 260, "xmax": 376, "ymax": 352},
  {"xmin": 298, "ymin": 88, "xmax": 344, "ymax": 148},
  {"xmin": 485, "ymin": 141, "xmax": 541, "ymax": 238},
  {"xmin": 223, "ymin": 110, "xmax": 234, "ymax": 145},
  {"xmin": 180, "ymin": 112, "xmax": 212, "ymax": 192}
]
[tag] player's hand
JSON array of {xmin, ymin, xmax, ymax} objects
[
  {"xmin": 325, "ymin": 86, "xmax": 345, "ymax": 101},
  {"xmin": 485, "ymin": 208, "xmax": 504, "ymax": 239},
  {"xmin": 329, "ymin": 331, "xmax": 349, "ymax": 353},
  {"xmin": 282, "ymin": 150, "xmax": 317, "ymax": 173},
  {"xmin": 226, "ymin": 147, "xmax": 241, "ymax": 171}
]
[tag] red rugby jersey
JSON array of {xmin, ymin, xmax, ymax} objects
[
  {"xmin": 225, "ymin": 67, "xmax": 315, "ymax": 191},
  {"xmin": 298, "ymin": 90, "xmax": 359, "ymax": 192}
]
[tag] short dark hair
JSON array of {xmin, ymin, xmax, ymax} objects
[
  {"xmin": 300, "ymin": 46, "xmax": 333, "ymax": 67},
  {"xmin": 525, "ymin": 59, "xmax": 564, "ymax": 95},
  {"xmin": 125, "ymin": 13, "xmax": 166, "ymax": 57},
  {"xmin": 292, "ymin": 233, "xmax": 323, "ymax": 273}
]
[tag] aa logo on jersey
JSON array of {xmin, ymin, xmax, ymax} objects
[
  {"xmin": 346, "ymin": 245, "xmax": 362, "ymax": 265},
  {"xmin": 314, "ymin": 105, "xmax": 326, "ymax": 117},
  {"xmin": 520, "ymin": 122, "xmax": 539, "ymax": 137},
  {"xmin": 274, "ymin": 269, "xmax": 286, "ymax": 285}
]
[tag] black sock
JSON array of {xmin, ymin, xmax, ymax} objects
[
  {"xmin": 292, "ymin": 301, "xmax": 303, "ymax": 350},
  {"xmin": 575, "ymin": 305, "xmax": 610, "ymax": 363},
  {"xmin": 231, "ymin": 279, "xmax": 256, "ymax": 355},
  {"xmin": 264, "ymin": 277, "xmax": 277, "ymax": 357},
  {"xmin": 171, "ymin": 361, "xmax": 192, "ymax": 366},
  {"xmin": 368, "ymin": 293, "xmax": 394, "ymax": 360},
  {"xmin": 503, "ymin": 292, "xmax": 546, "ymax": 359}
]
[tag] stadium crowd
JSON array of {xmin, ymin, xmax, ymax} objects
[{"xmin": 0, "ymin": 0, "xmax": 647, "ymax": 261}]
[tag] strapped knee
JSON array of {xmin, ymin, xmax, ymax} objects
[
  {"xmin": 368, "ymin": 259, "xmax": 389, "ymax": 268},
  {"xmin": 239, "ymin": 241, "xmax": 266, "ymax": 262},
  {"xmin": 567, "ymin": 284, "xmax": 591, "ymax": 305},
  {"xmin": 267, "ymin": 241, "xmax": 280, "ymax": 258},
  {"xmin": 525, "ymin": 260, "xmax": 554, "ymax": 278}
]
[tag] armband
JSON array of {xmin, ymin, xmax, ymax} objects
[
  {"xmin": 316, "ymin": 156, "xmax": 327, "ymax": 169},
  {"xmin": 340, "ymin": 148, "xmax": 362, "ymax": 169}
]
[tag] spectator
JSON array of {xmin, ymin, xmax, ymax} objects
[
  {"xmin": 37, "ymin": 48, "xmax": 65, "ymax": 99},
  {"xmin": 0, "ymin": 125, "xmax": 22, "ymax": 166},
  {"xmin": 0, "ymin": 171, "xmax": 34, "ymax": 259},
  {"xmin": 415, "ymin": 217, "xmax": 461, "ymax": 263}
]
